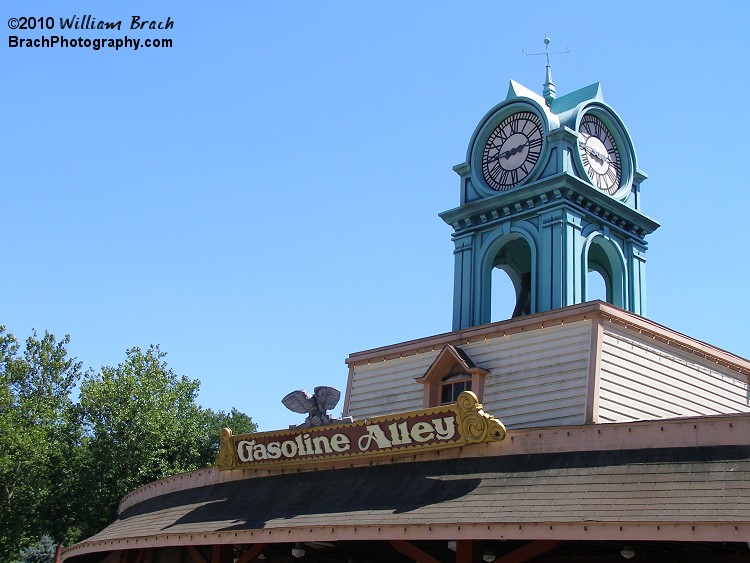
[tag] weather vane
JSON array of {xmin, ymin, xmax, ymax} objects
[{"xmin": 522, "ymin": 37, "xmax": 571, "ymax": 107}]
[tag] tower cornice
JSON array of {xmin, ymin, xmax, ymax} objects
[{"xmin": 440, "ymin": 173, "xmax": 660, "ymax": 240}]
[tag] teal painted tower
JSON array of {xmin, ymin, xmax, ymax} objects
[{"xmin": 441, "ymin": 79, "xmax": 660, "ymax": 330}]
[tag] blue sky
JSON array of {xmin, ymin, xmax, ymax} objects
[{"xmin": 4, "ymin": 1, "xmax": 749, "ymax": 431}]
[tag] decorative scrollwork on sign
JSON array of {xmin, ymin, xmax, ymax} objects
[
  {"xmin": 456, "ymin": 391, "xmax": 507, "ymax": 444},
  {"xmin": 214, "ymin": 393, "xmax": 507, "ymax": 471},
  {"xmin": 215, "ymin": 427, "xmax": 235, "ymax": 471}
]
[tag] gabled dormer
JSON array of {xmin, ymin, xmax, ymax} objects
[{"xmin": 415, "ymin": 344, "xmax": 488, "ymax": 408}]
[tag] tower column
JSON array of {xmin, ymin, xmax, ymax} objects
[
  {"xmin": 539, "ymin": 208, "xmax": 583, "ymax": 311},
  {"xmin": 626, "ymin": 241, "xmax": 648, "ymax": 316},
  {"xmin": 452, "ymin": 233, "xmax": 476, "ymax": 331}
]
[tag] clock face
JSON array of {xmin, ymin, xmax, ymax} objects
[
  {"xmin": 578, "ymin": 114, "xmax": 622, "ymax": 194},
  {"xmin": 481, "ymin": 111, "xmax": 544, "ymax": 191}
]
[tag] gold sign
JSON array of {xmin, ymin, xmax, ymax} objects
[{"xmin": 216, "ymin": 391, "xmax": 505, "ymax": 470}]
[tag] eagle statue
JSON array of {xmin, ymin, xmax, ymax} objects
[{"xmin": 281, "ymin": 386, "xmax": 342, "ymax": 428}]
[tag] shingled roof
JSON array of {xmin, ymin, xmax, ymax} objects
[{"xmin": 84, "ymin": 444, "xmax": 750, "ymax": 542}]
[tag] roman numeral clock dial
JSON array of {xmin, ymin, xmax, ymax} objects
[
  {"xmin": 481, "ymin": 111, "xmax": 544, "ymax": 191},
  {"xmin": 578, "ymin": 114, "xmax": 622, "ymax": 195}
]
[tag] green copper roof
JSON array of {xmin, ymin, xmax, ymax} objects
[
  {"xmin": 550, "ymin": 82, "xmax": 603, "ymax": 114},
  {"xmin": 504, "ymin": 80, "xmax": 560, "ymax": 129},
  {"xmin": 506, "ymin": 80, "xmax": 548, "ymax": 107}
]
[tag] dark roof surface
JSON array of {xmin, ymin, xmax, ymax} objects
[{"xmin": 87, "ymin": 445, "xmax": 750, "ymax": 542}]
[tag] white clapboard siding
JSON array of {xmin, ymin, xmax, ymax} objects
[
  {"xmin": 466, "ymin": 320, "xmax": 592, "ymax": 429},
  {"xmin": 347, "ymin": 352, "xmax": 437, "ymax": 420},
  {"xmin": 601, "ymin": 353, "xmax": 742, "ymax": 413},
  {"xmin": 347, "ymin": 321, "xmax": 593, "ymax": 427},
  {"xmin": 346, "ymin": 303, "xmax": 750, "ymax": 430},
  {"xmin": 599, "ymin": 327, "xmax": 750, "ymax": 423}
]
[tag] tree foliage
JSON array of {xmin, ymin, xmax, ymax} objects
[
  {"xmin": 0, "ymin": 327, "xmax": 83, "ymax": 559},
  {"xmin": 78, "ymin": 345, "xmax": 258, "ymax": 529},
  {"xmin": 13, "ymin": 535, "xmax": 57, "ymax": 563},
  {"xmin": 0, "ymin": 327, "xmax": 256, "ymax": 561}
]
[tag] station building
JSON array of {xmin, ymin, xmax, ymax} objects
[{"xmin": 61, "ymin": 71, "xmax": 750, "ymax": 562}]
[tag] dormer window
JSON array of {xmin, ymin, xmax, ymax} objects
[
  {"xmin": 415, "ymin": 345, "xmax": 488, "ymax": 408},
  {"xmin": 440, "ymin": 372, "xmax": 472, "ymax": 405}
]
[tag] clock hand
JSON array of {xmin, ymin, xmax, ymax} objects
[
  {"xmin": 584, "ymin": 145, "xmax": 609, "ymax": 164},
  {"xmin": 596, "ymin": 149, "xmax": 621, "ymax": 169},
  {"xmin": 583, "ymin": 145, "xmax": 622, "ymax": 177},
  {"xmin": 583, "ymin": 145, "xmax": 602, "ymax": 161},
  {"xmin": 499, "ymin": 140, "xmax": 528, "ymax": 159},
  {"xmin": 485, "ymin": 142, "xmax": 527, "ymax": 164}
]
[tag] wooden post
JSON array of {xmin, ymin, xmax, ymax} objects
[{"xmin": 456, "ymin": 539, "xmax": 482, "ymax": 563}]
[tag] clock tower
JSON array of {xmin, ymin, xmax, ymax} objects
[{"xmin": 441, "ymin": 76, "xmax": 659, "ymax": 330}]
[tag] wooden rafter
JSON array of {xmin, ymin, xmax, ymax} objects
[
  {"xmin": 389, "ymin": 540, "xmax": 442, "ymax": 563},
  {"xmin": 186, "ymin": 546, "xmax": 208, "ymax": 563},
  {"xmin": 211, "ymin": 544, "xmax": 233, "ymax": 563},
  {"xmin": 496, "ymin": 540, "xmax": 562, "ymax": 563}
]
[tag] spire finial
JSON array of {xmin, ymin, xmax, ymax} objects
[
  {"xmin": 522, "ymin": 37, "xmax": 571, "ymax": 107},
  {"xmin": 542, "ymin": 37, "xmax": 556, "ymax": 107}
]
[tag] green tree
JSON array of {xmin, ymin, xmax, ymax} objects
[
  {"xmin": 13, "ymin": 535, "xmax": 57, "ymax": 563},
  {"xmin": 200, "ymin": 406, "xmax": 257, "ymax": 462},
  {"xmin": 0, "ymin": 327, "xmax": 83, "ymax": 560},
  {"xmin": 0, "ymin": 329, "xmax": 257, "ymax": 558},
  {"xmin": 78, "ymin": 345, "xmax": 256, "ymax": 530}
]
